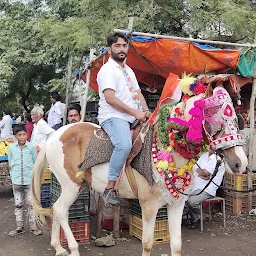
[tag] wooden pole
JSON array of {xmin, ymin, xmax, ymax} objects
[
  {"xmin": 247, "ymin": 33, "xmax": 256, "ymax": 211},
  {"xmin": 96, "ymin": 196, "xmax": 103, "ymax": 238},
  {"xmin": 81, "ymin": 49, "xmax": 95, "ymax": 122},
  {"xmin": 128, "ymin": 17, "xmax": 134, "ymax": 30},
  {"xmin": 63, "ymin": 55, "xmax": 73, "ymax": 125},
  {"xmin": 113, "ymin": 205, "xmax": 120, "ymax": 238},
  {"xmin": 248, "ymin": 32, "xmax": 256, "ymax": 171},
  {"xmin": 114, "ymin": 29, "xmax": 255, "ymax": 48}
]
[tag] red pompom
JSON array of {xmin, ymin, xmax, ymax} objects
[
  {"xmin": 194, "ymin": 82, "xmax": 206, "ymax": 95},
  {"xmin": 182, "ymin": 95, "xmax": 190, "ymax": 101},
  {"xmin": 174, "ymin": 108, "xmax": 181, "ymax": 115}
]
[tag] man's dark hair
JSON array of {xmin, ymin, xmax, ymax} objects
[
  {"xmin": 67, "ymin": 104, "xmax": 81, "ymax": 115},
  {"xmin": 13, "ymin": 124, "xmax": 27, "ymax": 135},
  {"xmin": 3, "ymin": 108, "xmax": 12, "ymax": 117},
  {"xmin": 107, "ymin": 32, "xmax": 129, "ymax": 47},
  {"xmin": 51, "ymin": 92, "xmax": 61, "ymax": 101}
]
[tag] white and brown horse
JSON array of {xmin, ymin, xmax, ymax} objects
[{"xmin": 31, "ymin": 87, "xmax": 248, "ymax": 256}]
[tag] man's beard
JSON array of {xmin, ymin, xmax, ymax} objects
[{"xmin": 111, "ymin": 51, "xmax": 127, "ymax": 62}]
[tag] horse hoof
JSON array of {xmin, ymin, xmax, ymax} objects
[{"xmin": 56, "ymin": 251, "xmax": 69, "ymax": 256}]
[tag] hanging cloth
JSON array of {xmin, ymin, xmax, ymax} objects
[{"xmin": 237, "ymin": 51, "xmax": 256, "ymax": 77}]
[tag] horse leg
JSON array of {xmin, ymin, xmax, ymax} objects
[
  {"xmin": 51, "ymin": 214, "xmax": 68, "ymax": 256},
  {"xmin": 140, "ymin": 200, "xmax": 158, "ymax": 256},
  {"xmin": 166, "ymin": 201, "xmax": 185, "ymax": 256},
  {"xmin": 51, "ymin": 186, "xmax": 80, "ymax": 256}
]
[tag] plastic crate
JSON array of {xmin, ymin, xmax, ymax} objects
[
  {"xmin": 51, "ymin": 193, "xmax": 90, "ymax": 221},
  {"xmin": 41, "ymin": 199, "xmax": 51, "ymax": 208},
  {"xmin": 0, "ymin": 155, "xmax": 8, "ymax": 161},
  {"xmin": 130, "ymin": 200, "xmax": 168, "ymax": 220},
  {"xmin": 129, "ymin": 214, "xmax": 170, "ymax": 244},
  {"xmin": 0, "ymin": 161, "xmax": 11, "ymax": 186},
  {"xmin": 41, "ymin": 166, "xmax": 51, "ymax": 184},
  {"xmin": 225, "ymin": 191, "xmax": 256, "ymax": 215},
  {"xmin": 41, "ymin": 184, "xmax": 51, "ymax": 199},
  {"xmin": 40, "ymin": 184, "xmax": 51, "ymax": 208},
  {"xmin": 50, "ymin": 173, "xmax": 90, "ymax": 197},
  {"xmin": 51, "ymin": 219, "xmax": 90, "ymax": 245},
  {"xmin": 41, "ymin": 184, "xmax": 51, "ymax": 208},
  {"xmin": 225, "ymin": 172, "xmax": 256, "ymax": 192}
]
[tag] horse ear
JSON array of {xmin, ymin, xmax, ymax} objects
[
  {"xmin": 237, "ymin": 114, "xmax": 245, "ymax": 130},
  {"xmin": 205, "ymin": 83, "xmax": 213, "ymax": 98}
]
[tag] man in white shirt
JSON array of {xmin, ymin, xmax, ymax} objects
[
  {"xmin": 0, "ymin": 108, "xmax": 13, "ymax": 138},
  {"xmin": 47, "ymin": 92, "xmax": 65, "ymax": 130},
  {"xmin": 97, "ymin": 32, "xmax": 150, "ymax": 205},
  {"xmin": 31, "ymin": 106, "xmax": 55, "ymax": 151},
  {"xmin": 184, "ymin": 151, "xmax": 225, "ymax": 228}
]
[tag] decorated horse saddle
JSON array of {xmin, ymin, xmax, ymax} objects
[{"xmin": 78, "ymin": 123, "xmax": 155, "ymax": 185}]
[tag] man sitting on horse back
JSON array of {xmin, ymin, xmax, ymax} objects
[{"xmin": 97, "ymin": 32, "xmax": 151, "ymax": 205}]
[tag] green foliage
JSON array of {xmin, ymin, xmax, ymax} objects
[
  {"xmin": 157, "ymin": 104, "xmax": 171, "ymax": 146},
  {"xmin": 187, "ymin": 0, "xmax": 256, "ymax": 42},
  {"xmin": 0, "ymin": 0, "xmax": 255, "ymax": 113}
]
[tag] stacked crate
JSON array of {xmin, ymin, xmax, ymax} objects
[
  {"xmin": 129, "ymin": 199, "xmax": 169, "ymax": 244},
  {"xmin": 0, "ymin": 160, "xmax": 11, "ymax": 186},
  {"xmin": 225, "ymin": 172, "xmax": 256, "ymax": 215},
  {"xmin": 40, "ymin": 166, "xmax": 51, "ymax": 208},
  {"xmin": 50, "ymin": 173, "xmax": 90, "ymax": 244}
]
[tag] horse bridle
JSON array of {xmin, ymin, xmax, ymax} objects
[{"xmin": 166, "ymin": 87, "xmax": 249, "ymax": 196}]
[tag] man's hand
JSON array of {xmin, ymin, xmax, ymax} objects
[
  {"xmin": 196, "ymin": 168, "xmax": 211, "ymax": 180},
  {"xmin": 134, "ymin": 110, "xmax": 147, "ymax": 122},
  {"xmin": 145, "ymin": 110, "xmax": 152, "ymax": 119}
]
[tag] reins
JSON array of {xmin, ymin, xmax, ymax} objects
[
  {"xmin": 165, "ymin": 152, "xmax": 256, "ymax": 196},
  {"xmin": 164, "ymin": 153, "xmax": 224, "ymax": 196}
]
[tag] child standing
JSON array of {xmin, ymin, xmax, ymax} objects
[{"xmin": 8, "ymin": 125, "xmax": 42, "ymax": 236}]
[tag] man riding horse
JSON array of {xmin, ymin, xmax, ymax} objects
[{"xmin": 97, "ymin": 32, "xmax": 151, "ymax": 205}]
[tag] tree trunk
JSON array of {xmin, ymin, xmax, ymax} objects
[{"xmin": 18, "ymin": 78, "xmax": 33, "ymax": 112}]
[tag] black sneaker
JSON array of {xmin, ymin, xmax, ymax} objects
[{"xmin": 103, "ymin": 188, "xmax": 120, "ymax": 206}]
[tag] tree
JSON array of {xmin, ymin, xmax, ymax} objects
[
  {"xmin": 0, "ymin": 1, "xmax": 60, "ymax": 112},
  {"xmin": 0, "ymin": 0, "xmax": 255, "ymax": 113},
  {"xmin": 187, "ymin": 0, "xmax": 256, "ymax": 43}
]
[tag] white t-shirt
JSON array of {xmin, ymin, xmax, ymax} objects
[
  {"xmin": 193, "ymin": 152, "xmax": 225, "ymax": 196},
  {"xmin": 0, "ymin": 115, "xmax": 13, "ymax": 137},
  {"xmin": 31, "ymin": 118, "xmax": 55, "ymax": 148},
  {"xmin": 97, "ymin": 58, "xmax": 140, "ymax": 124},
  {"xmin": 48, "ymin": 101, "xmax": 65, "ymax": 127}
]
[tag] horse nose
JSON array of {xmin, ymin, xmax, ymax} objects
[{"xmin": 233, "ymin": 162, "xmax": 241, "ymax": 173}]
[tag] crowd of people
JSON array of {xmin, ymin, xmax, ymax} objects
[
  {"xmin": 1, "ymin": 92, "xmax": 89, "ymax": 237},
  {"xmin": 0, "ymin": 93, "xmax": 87, "ymax": 142}
]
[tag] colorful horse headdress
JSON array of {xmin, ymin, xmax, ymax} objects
[{"xmin": 203, "ymin": 87, "xmax": 244, "ymax": 151}]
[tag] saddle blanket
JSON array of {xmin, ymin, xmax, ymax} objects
[{"xmin": 78, "ymin": 126, "xmax": 154, "ymax": 185}]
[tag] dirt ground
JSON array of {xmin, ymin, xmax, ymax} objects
[{"xmin": 1, "ymin": 187, "xmax": 256, "ymax": 256}]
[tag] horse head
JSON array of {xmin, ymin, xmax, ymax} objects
[{"xmin": 184, "ymin": 86, "xmax": 248, "ymax": 174}]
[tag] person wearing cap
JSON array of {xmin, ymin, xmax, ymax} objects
[{"xmin": 47, "ymin": 92, "xmax": 65, "ymax": 130}]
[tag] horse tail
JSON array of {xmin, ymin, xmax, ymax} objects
[{"xmin": 31, "ymin": 144, "xmax": 52, "ymax": 225}]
